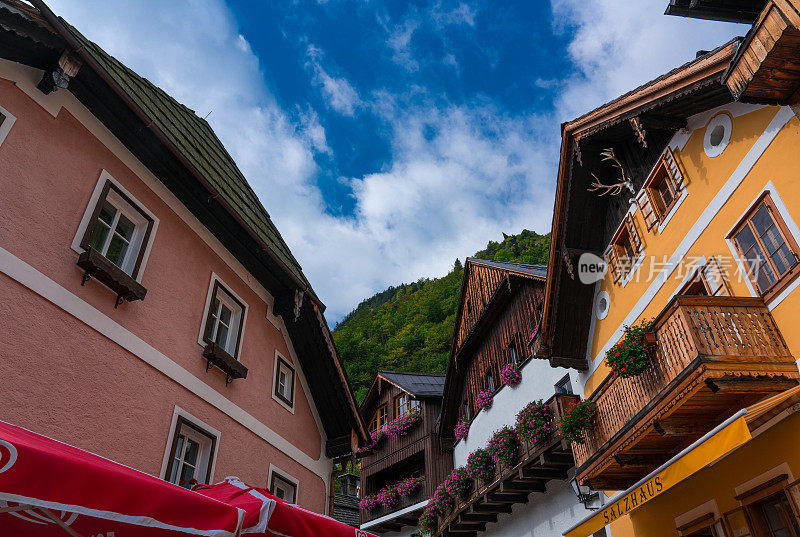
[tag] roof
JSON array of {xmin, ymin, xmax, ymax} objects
[
  {"xmin": 466, "ymin": 258, "xmax": 547, "ymax": 279},
  {"xmin": 664, "ymin": 0, "xmax": 766, "ymax": 23},
  {"xmin": 537, "ymin": 40, "xmax": 739, "ymax": 369},
  {"xmin": 332, "ymin": 494, "xmax": 359, "ymax": 528},
  {"xmin": 62, "ymin": 21, "xmax": 314, "ymax": 297},
  {"xmin": 376, "ymin": 370, "xmax": 446, "ymax": 398}
]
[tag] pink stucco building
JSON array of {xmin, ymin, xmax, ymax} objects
[{"xmin": 0, "ymin": 0, "xmax": 367, "ymax": 515}]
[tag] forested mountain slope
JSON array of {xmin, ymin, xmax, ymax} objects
[{"xmin": 333, "ymin": 230, "xmax": 550, "ymax": 401}]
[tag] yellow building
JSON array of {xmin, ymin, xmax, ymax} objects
[{"xmin": 537, "ymin": 2, "xmax": 800, "ymax": 537}]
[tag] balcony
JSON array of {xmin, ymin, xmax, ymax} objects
[
  {"xmin": 574, "ymin": 296, "xmax": 799, "ymax": 490},
  {"xmin": 435, "ymin": 393, "xmax": 579, "ymax": 537},
  {"xmin": 360, "ymin": 480, "xmax": 427, "ymax": 533}
]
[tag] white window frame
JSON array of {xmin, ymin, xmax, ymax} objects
[
  {"xmin": 72, "ymin": 170, "xmax": 159, "ymax": 282},
  {"xmin": 268, "ymin": 464, "xmax": 299, "ymax": 504},
  {"xmin": 198, "ymin": 273, "xmax": 248, "ymax": 359},
  {"xmin": 0, "ymin": 103, "xmax": 17, "ymax": 147},
  {"xmin": 272, "ymin": 350, "xmax": 296, "ymax": 413},
  {"xmin": 159, "ymin": 407, "xmax": 220, "ymax": 488}
]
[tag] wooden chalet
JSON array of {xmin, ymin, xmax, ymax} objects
[
  {"xmin": 435, "ymin": 258, "xmax": 580, "ymax": 537},
  {"xmin": 538, "ymin": 33, "xmax": 800, "ymax": 493},
  {"xmin": 358, "ymin": 371, "xmax": 452, "ymax": 534}
]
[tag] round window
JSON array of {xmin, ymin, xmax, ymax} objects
[
  {"xmin": 595, "ymin": 290, "xmax": 610, "ymax": 320},
  {"xmin": 704, "ymin": 113, "xmax": 732, "ymax": 158}
]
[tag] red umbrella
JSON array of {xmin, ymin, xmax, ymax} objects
[
  {"xmin": 197, "ymin": 477, "xmax": 378, "ymax": 537},
  {"xmin": 0, "ymin": 419, "xmax": 244, "ymax": 537}
]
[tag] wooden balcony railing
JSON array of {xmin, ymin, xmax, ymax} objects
[
  {"xmin": 360, "ymin": 481, "xmax": 427, "ymax": 527},
  {"xmin": 573, "ymin": 296, "xmax": 798, "ymax": 489},
  {"xmin": 435, "ymin": 393, "xmax": 579, "ymax": 537}
]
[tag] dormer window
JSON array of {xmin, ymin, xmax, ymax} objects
[
  {"xmin": 605, "ymin": 214, "xmax": 643, "ymax": 284},
  {"xmin": 395, "ymin": 393, "xmax": 419, "ymax": 418}
]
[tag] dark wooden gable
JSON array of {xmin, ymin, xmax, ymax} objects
[{"xmin": 440, "ymin": 260, "xmax": 547, "ymax": 438}]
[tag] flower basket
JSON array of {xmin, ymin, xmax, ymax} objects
[
  {"xmin": 499, "ymin": 362, "xmax": 521, "ymax": 387},
  {"xmin": 418, "ymin": 506, "xmax": 437, "ymax": 536},
  {"xmin": 559, "ymin": 400, "xmax": 597, "ymax": 445},
  {"xmin": 454, "ymin": 419, "xmax": 470, "ymax": 442},
  {"xmin": 359, "ymin": 494, "xmax": 379, "ymax": 511},
  {"xmin": 386, "ymin": 408, "xmax": 421, "ymax": 437},
  {"xmin": 475, "ymin": 390, "xmax": 493, "ymax": 411},
  {"xmin": 466, "ymin": 447, "xmax": 495, "ymax": 484},
  {"xmin": 396, "ymin": 476, "xmax": 424, "ymax": 497},
  {"xmin": 443, "ymin": 466, "xmax": 473, "ymax": 502},
  {"xmin": 487, "ymin": 426, "xmax": 519, "ymax": 468},
  {"xmin": 515, "ymin": 399, "xmax": 553, "ymax": 446},
  {"xmin": 605, "ymin": 319, "xmax": 655, "ymax": 379},
  {"xmin": 430, "ymin": 483, "xmax": 453, "ymax": 515},
  {"xmin": 377, "ymin": 486, "xmax": 399, "ymax": 508}
]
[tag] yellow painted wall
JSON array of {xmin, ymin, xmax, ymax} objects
[
  {"xmin": 583, "ymin": 105, "xmax": 800, "ymax": 396},
  {"xmin": 626, "ymin": 412, "xmax": 800, "ymax": 536}
]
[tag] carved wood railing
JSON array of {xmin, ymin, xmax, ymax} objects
[
  {"xmin": 360, "ymin": 481, "xmax": 427, "ymax": 525},
  {"xmin": 435, "ymin": 393, "xmax": 579, "ymax": 536},
  {"xmin": 572, "ymin": 296, "xmax": 793, "ymax": 469}
]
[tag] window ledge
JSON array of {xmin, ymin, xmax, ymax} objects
[
  {"xmin": 77, "ymin": 247, "xmax": 147, "ymax": 306},
  {"xmin": 203, "ymin": 342, "xmax": 248, "ymax": 385}
]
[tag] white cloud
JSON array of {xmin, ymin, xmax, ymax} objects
[
  {"xmin": 305, "ymin": 44, "xmax": 361, "ymax": 117},
  {"xmin": 550, "ymin": 0, "xmax": 745, "ymax": 121},
  {"xmin": 44, "ymin": 0, "xmax": 744, "ymax": 322}
]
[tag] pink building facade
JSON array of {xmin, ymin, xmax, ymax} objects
[{"xmin": 0, "ymin": 0, "xmax": 366, "ymax": 515}]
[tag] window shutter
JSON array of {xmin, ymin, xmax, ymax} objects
[
  {"xmin": 624, "ymin": 214, "xmax": 643, "ymax": 256},
  {"xmin": 637, "ymin": 189, "xmax": 658, "ymax": 230},
  {"xmin": 703, "ymin": 256, "xmax": 731, "ymax": 296},
  {"xmin": 604, "ymin": 244, "xmax": 621, "ymax": 283},
  {"xmin": 784, "ymin": 479, "xmax": 800, "ymax": 527},
  {"xmin": 664, "ymin": 147, "xmax": 686, "ymax": 191},
  {"xmin": 722, "ymin": 507, "xmax": 753, "ymax": 537}
]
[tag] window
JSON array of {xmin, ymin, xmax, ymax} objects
[
  {"xmin": 80, "ymin": 181, "xmax": 154, "ymax": 277},
  {"xmin": 638, "ymin": 148, "xmax": 687, "ymax": 230},
  {"xmin": 555, "ymin": 375, "xmax": 573, "ymax": 395},
  {"xmin": 484, "ymin": 371, "xmax": 495, "ymax": 393},
  {"xmin": 605, "ymin": 214, "xmax": 643, "ymax": 284},
  {"xmin": 461, "ymin": 400, "xmax": 471, "ymax": 421},
  {"xmin": 679, "ymin": 258, "xmax": 731, "ymax": 297},
  {"xmin": 202, "ymin": 279, "xmax": 246, "ymax": 358},
  {"xmin": 269, "ymin": 469, "xmax": 298, "ymax": 503},
  {"xmin": 704, "ymin": 113, "xmax": 732, "ymax": 158},
  {"xmin": 274, "ymin": 355, "xmax": 295, "ymax": 407},
  {"xmin": 369, "ymin": 405, "xmax": 388, "ymax": 434},
  {"xmin": 729, "ymin": 193, "xmax": 800, "ymax": 300},
  {"xmin": 508, "ymin": 341, "xmax": 518, "ymax": 365},
  {"xmin": 395, "ymin": 393, "xmax": 419, "ymax": 418},
  {"xmin": 165, "ymin": 417, "xmax": 216, "ymax": 489},
  {"xmin": 750, "ymin": 495, "xmax": 800, "ymax": 537}
]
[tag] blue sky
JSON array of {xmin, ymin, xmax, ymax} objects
[{"xmin": 49, "ymin": 0, "xmax": 745, "ymax": 322}]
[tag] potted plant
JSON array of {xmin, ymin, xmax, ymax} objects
[
  {"xmin": 605, "ymin": 318, "xmax": 655, "ymax": 378},
  {"xmin": 487, "ymin": 426, "xmax": 519, "ymax": 468},
  {"xmin": 396, "ymin": 476, "xmax": 423, "ymax": 497},
  {"xmin": 559, "ymin": 400, "xmax": 597, "ymax": 445},
  {"xmin": 500, "ymin": 362, "xmax": 522, "ymax": 387},
  {"xmin": 475, "ymin": 390, "xmax": 493, "ymax": 411},
  {"xmin": 418, "ymin": 505, "xmax": 437, "ymax": 536},
  {"xmin": 443, "ymin": 466, "xmax": 473, "ymax": 502},
  {"xmin": 454, "ymin": 418, "xmax": 470, "ymax": 442},
  {"xmin": 359, "ymin": 494, "xmax": 380, "ymax": 511},
  {"xmin": 466, "ymin": 447, "xmax": 495, "ymax": 484},
  {"xmin": 515, "ymin": 399, "xmax": 553, "ymax": 446},
  {"xmin": 377, "ymin": 486, "xmax": 399, "ymax": 508},
  {"xmin": 386, "ymin": 408, "xmax": 422, "ymax": 437}
]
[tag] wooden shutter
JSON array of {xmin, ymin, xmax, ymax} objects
[
  {"xmin": 637, "ymin": 189, "xmax": 658, "ymax": 230},
  {"xmin": 664, "ymin": 147, "xmax": 687, "ymax": 191},
  {"xmin": 784, "ymin": 479, "xmax": 800, "ymax": 527},
  {"xmin": 624, "ymin": 214, "xmax": 643, "ymax": 256},
  {"xmin": 703, "ymin": 256, "xmax": 731, "ymax": 296},
  {"xmin": 723, "ymin": 507, "xmax": 753, "ymax": 537},
  {"xmin": 604, "ymin": 244, "xmax": 621, "ymax": 283}
]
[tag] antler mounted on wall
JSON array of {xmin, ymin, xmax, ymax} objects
[{"xmin": 588, "ymin": 148, "xmax": 636, "ymax": 197}]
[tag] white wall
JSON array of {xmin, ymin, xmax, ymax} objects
[
  {"xmin": 454, "ymin": 358, "xmax": 573, "ymax": 467},
  {"xmin": 482, "ymin": 480, "xmax": 597, "ymax": 537}
]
